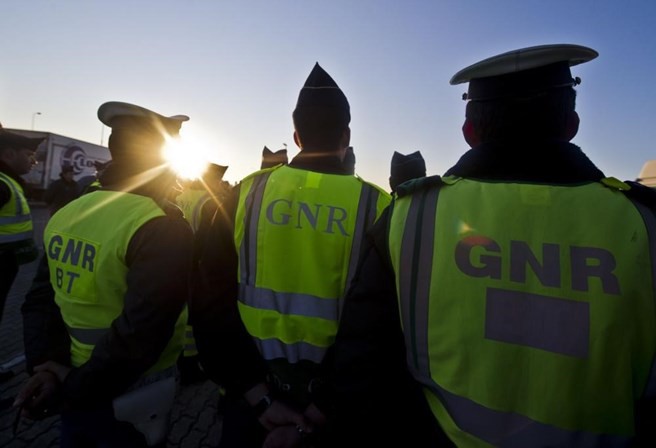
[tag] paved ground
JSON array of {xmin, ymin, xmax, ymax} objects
[{"xmin": 0, "ymin": 204, "xmax": 223, "ymax": 447}]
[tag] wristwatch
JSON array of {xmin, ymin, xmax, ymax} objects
[{"xmin": 253, "ymin": 394, "xmax": 273, "ymax": 417}]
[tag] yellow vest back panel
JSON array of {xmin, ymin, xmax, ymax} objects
[{"xmin": 389, "ymin": 178, "xmax": 656, "ymax": 446}]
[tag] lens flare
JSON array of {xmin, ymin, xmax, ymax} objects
[{"xmin": 162, "ymin": 137, "xmax": 209, "ymax": 180}]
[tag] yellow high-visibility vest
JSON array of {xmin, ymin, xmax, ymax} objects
[
  {"xmin": 235, "ymin": 165, "xmax": 390, "ymax": 364},
  {"xmin": 388, "ymin": 176, "xmax": 656, "ymax": 446},
  {"xmin": 0, "ymin": 171, "xmax": 38, "ymax": 264},
  {"xmin": 44, "ymin": 191, "xmax": 186, "ymax": 373}
]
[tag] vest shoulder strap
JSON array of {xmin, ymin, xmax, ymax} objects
[
  {"xmin": 355, "ymin": 176, "xmax": 391, "ymax": 198},
  {"xmin": 395, "ymin": 175, "xmax": 446, "ymax": 198},
  {"xmin": 240, "ymin": 164, "xmax": 284, "ymax": 184},
  {"xmin": 620, "ymin": 180, "xmax": 656, "ymax": 215}
]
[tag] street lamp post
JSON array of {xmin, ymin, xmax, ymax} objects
[{"xmin": 31, "ymin": 112, "xmax": 41, "ymax": 130}]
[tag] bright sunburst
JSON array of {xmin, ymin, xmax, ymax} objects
[{"xmin": 162, "ymin": 134, "xmax": 210, "ymax": 180}]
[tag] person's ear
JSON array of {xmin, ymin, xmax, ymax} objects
[
  {"xmin": 565, "ymin": 111, "xmax": 580, "ymax": 141},
  {"xmin": 462, "ymin": 118, "xmax": 480, "ymax": 148},
  {"xmin": 340, "ymin": 127, "xmax": 351, "ymax": 148},
  {"xmin": 293, "ymin": 131, "xmax": 301, "ymax": 149}
]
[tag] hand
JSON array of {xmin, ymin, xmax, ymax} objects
[
  {"xmin": 303, "ymin": 403, "xmax": 327, "ymax": 428},
  {"xmin": 263, "ymin": 425, "xmax": 305, "ymax": 448},
  {"xmin": 259, "ymin": 400, "xmax": 311, "ymax": 433},
  {"xmin": 34, "ymin": 361, "xmax": 71, "ymax": 383},
  {"xmin": 13, "ymin": 371, "xmax": 60, "ymax": 420}
]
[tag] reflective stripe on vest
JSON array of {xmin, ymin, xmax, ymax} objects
[
  {"xmin": 45, "ymin": 191, "xmax": 187, "ymax": 372},
  {"xmin": 389, "ymin": 178, "xmax": 656, "ymax": 447},
  {"xmin": 66, "ymin": 325, "xmax": 108, "ymax": 345},
  {"xmin": 0, "ymin": 172, "xmax": 34, "ymax": 244},
  {"xmin": 236, "ymin": 166, "xmax": 390, "ymax": 363}
]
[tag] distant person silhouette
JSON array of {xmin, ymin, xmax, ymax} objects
[
  {"xmin": 260, "ymin": 146, "xmax": 288, "ymax": 169},
  {"xmin": 43, "ymin": 165, "xmax": 80, "ymax": 216},
  {"xmin": 389, "ymin": 150, "xmax": 426, "ymax": 192}
]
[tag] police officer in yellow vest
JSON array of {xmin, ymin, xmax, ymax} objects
[
  {"xmin": 0, "ymin": 128, "xmax": 43, "ymax": 382},
  {"xmin": 331, "ymin": 44, "xmax": 656, "ymax": 447},
  {"xmin": 192, "ymin": 63, "xmax": 391, "ymax": 447},
  {"xmin": 16, "ymin": 102, "xmax": 194, "ymax": 447}
]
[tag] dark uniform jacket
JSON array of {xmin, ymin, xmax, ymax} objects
[
  {"xmin": 43, "ymin": 177, "xmax": 80, "ymax": 216},
  {"xmin": 331, "ymin": 141, "xmax": 656, "ymax": 447},
  {"xmin": 21, "ymin": 162, "xmax": 193, "ymax": 409}
]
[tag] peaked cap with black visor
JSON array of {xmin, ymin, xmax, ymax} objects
[
  {"xmin": 0, "ymin": 129, "xmax": 45, "ymax": 152},
  {"xmin": 98, "ymin": 101, "xmax": 189, "ymax": 164},
  {"xmin": 450, "ymin": 44, "xmax": 598, "ymax": 101}
]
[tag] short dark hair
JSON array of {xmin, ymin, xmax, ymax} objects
[
  {"xmin": 466, "ymin": 87, "xmax": 577, "ymax": 143},
  {"xmin": 292, "ymin": 106, "xmax": 348, "ymax": 152}
]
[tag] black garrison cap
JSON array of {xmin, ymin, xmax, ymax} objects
[
  {"xmin": 261, "ymin": 146, "xmax": 288, "ymax": 169},
  {"xmin": 390, "ymin": 150, "xmax": 426, "ymax": 191},
  {"xmin": 450, "ymin": 44, "xmax": 598, "ymax": 101},
  {"xmin": 293, "ymin": 63, "xmax": 350, "ymax": 125},
  {"xmin": 204, "ymin": 163, "xmax": 228, "ymax": 180}
]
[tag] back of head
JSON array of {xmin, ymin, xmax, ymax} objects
[
  {"xmin": 389, "ymin": 150, "xmax": 426, "ymax": 191},
  {"xmin": 261, "ymin": 146, "xmax": 289, "ymax": 169},
  {"xmin": 292, "ymin": 63, "xmax": 351, "ymax": 152},
  {"xmin": 98, "ymin": 101, "xmax": 189, "ymax": 170},
  {"xmin": 450, "ymin": 44, "xmax": 598, "ymax": 144}
]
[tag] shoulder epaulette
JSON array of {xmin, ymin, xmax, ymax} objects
[{"xmin": 396, "ymin": 175, "xmax": 445, "ymax": 198}]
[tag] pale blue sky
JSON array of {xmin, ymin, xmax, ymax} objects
[{"xmin": 2, "ymin": 0, "xmax": 655, "ymax": 187}]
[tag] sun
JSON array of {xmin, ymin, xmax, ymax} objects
[{"xmin": 162, "ymin": 135, "xmax": 210, "ymax": 180}]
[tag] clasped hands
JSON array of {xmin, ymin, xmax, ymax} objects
[
  {"xmin": 261, "ymin": 401, "xmax": 326, "ymax": 448},
  {"xmin": 13, "ymin": 361, "xmax": 70, "ymax": 420}
]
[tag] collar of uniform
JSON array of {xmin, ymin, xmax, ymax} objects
[
  {"xmin": 98, "ymin": 161, "xmax": 175, "ymax": 203},
  {"xmin": 289, "ymin": 151, "xmax": 349, "ymax": 175},
  {"xmin": 444, "ymin": 141, "xmax": 605, "ymax": 184}
]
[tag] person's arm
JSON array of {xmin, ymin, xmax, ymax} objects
[
  {"xmin": 60, "ymin": 214, "xmax": 193, "ymax": 407},
  {"xmin": 191, "ymin": 186, "xmax": 309, "ymax": 432},
  {"xmin": 21, "ymin": 252, "xmax": 71, "ymax": 373},
  {"xmin": 191, "ymin": 186, "xmax": 269, "ymax": 394},
  {"xmin": 328, "ymin": 209, "xmax": 451, "ymax": 447}
]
